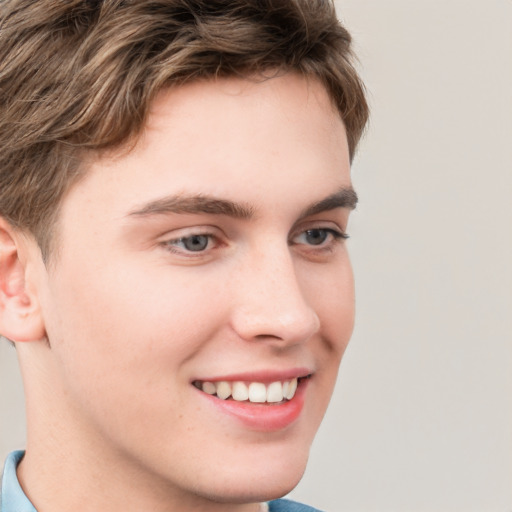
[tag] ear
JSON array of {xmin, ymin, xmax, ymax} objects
[{"xmin": 0, "ymin": 219, "xmax": 46, "ymax": 343}]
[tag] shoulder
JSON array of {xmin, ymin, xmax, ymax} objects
[{"xmin": 268, "ymin": 498, "xmax": 325, "ymax": 512}]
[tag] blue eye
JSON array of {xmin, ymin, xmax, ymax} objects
[
  {"xmin": 168, "ymin": 234, "xmax": 211, "ymax": 252},
  {"xmin": 304, "ymin": 229, "xmax": 329, "ymax": 245},
  {"xmin": 293, "ymin": 228, "xmax": 347, "ymax": 247}
]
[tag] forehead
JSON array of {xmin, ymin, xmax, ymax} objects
[
  {"xmin": 147, "ymin": 73, "xmax": 340, "ymax": 129},
  {"xmin": 59, "ymin": 74, "xmax": 350, "ymax": 227},
  {"xmin": 130, "ymin": 74, "xmax": 341, "ymax": 163}
]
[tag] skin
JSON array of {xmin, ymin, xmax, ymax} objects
[{"xmin": 2, "ymin": 73, "xmax": 355, "ymax": 512}]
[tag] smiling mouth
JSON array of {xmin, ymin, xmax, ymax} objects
[{"xmin": 192, "ymin": 376, "xmax": 310, "ymax": 404}]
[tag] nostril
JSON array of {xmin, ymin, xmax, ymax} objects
[{"xmin": 253, "ymin": 333, "xmax": 282, "ymax": 341}]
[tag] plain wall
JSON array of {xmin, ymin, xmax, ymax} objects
[{"xmin": 1, "ymin": 1, "xmax": 511, "ymax": 511}]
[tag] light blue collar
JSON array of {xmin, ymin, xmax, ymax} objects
[{"xmin": 1, "ymin": 451, "xmax": 37, "ymax": 512}]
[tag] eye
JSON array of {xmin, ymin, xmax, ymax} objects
[
  {"xmin": 163, "ymin": 233, "xmax": 215, "ymax": 254},
  {"xmin": 291, "ymin": 228, "xmax": 347, "ymax": 248},
  {"xmin": 179, "ymin": 234, "xmax": 210, "ymax": 252},
  {"xmin": 303, "ymin": 229, "xmax": 329, "ymax": 246}
]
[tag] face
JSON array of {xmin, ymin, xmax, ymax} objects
[{"xmin": 31, "ymin": 74, "xmax": 355, "ymax": 506}]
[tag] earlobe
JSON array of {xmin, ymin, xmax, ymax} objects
[{"xmin": 0, "ymin": 219, "xmax": 46, "ymax": 343}]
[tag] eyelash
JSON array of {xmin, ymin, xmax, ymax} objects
[
  {"xmin": 161, "ymin": 227, "xmax": 348, "ymax": 257},
  {"xmin": 290, "ymin": 227, "xmax": 348, "ymax": 248},
  {"xmin": 163, "ymin": 233, "xmax": 218, "ymax": 254}
]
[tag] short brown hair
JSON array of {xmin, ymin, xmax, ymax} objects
[{"xmin": 0, "ymin": 0, "xmax": 369, "ymax": 260}]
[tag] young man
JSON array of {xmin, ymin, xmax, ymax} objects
[{"xmin": 0, "ymin": 1, "xmax": 368, "ymax": 511}]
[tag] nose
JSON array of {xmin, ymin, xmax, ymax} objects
[{"xmin": 229, "ymin": 247, "xmax": 320, "ymax": 346}]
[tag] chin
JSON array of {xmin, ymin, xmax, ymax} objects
[
  {"xmin": 196, "ymin": 442, "xmax": 310, "ymax": 504},
  {"xmin": 203, "ymin": 469, "xmax": 306, "ymax": 505}
]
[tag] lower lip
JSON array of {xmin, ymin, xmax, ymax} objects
[{"xmin": 197, "ymin": 379, "xmax": 308, "ymax": 431}]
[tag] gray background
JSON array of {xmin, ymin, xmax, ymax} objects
[{"xmin": 1, "ymin": 1, "xmax": 511, "ymax": 511}]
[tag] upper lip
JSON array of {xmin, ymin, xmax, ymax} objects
[{"xmin": 191, "ymin": 367, "xmax": 313, "ymax": 384}]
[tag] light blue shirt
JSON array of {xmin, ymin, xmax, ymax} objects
[
  {"xmin": 1, "ymin": 451, "xmax": 37, "ymax": 512},
  {"xmin": 1, "ymin": 450, "xmax": 321, "ymax": 512}
]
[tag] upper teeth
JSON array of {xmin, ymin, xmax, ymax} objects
[{"xmin": 198, "ymin": 378, "xmax": 298, "ymax": 403}]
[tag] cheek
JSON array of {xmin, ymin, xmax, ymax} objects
[
  {"xmin": 305, "ymin": 254, "xmax": 355, "ymax": 348},
  {"xmin": 43, "ymin": 256, "xmax": 224, "ymax": 398},
  {"xmin": 51, "ymin": 253, "xmax": 215, "ymax": 338},
  {"xmin": 305, "ymin": 256, "xmax": 355, "ymax": 410},
  {"xmin": 330, "ymin": 269, "xmax": 355, "ymax": 352},
  {"xmin": 40, "ymin": 260, "xmax": 231, "ymax": 450},
  {"xmin": 308, "ymin": 261, "xmax": 354, "ymax": 420}
]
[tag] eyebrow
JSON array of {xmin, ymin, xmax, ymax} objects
[
  {"xmin": 298, "ymin": 187, "xmax": 358, "ymax": 219},
  {"xmin": 127, "ymin": 187, "xmax": 357, "ymax": 220},
  {"xmin": 128, "ymin": 194, "xmax": 254, "ymax": 219}
]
